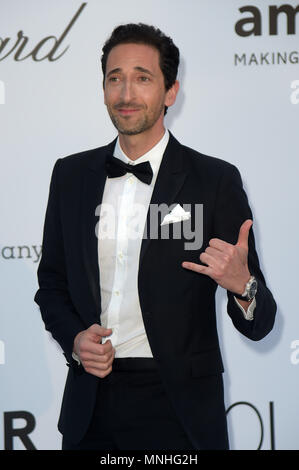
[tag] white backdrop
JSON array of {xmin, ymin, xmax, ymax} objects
[{"xmin": 0, "ymin": 0, "xmax": 298, "ymax": 450}]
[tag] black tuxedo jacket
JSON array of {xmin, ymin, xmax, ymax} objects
[{"xmin": 35, "ymin": 133, "xmax": 276, "ymax": 449}]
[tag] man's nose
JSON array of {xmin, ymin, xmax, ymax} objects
[{"xmin": 120, "ymin": 79, "xmax": 135, "ymax": 102}]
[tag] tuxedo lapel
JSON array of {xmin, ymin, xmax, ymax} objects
[
  {"xmin": 139, "ymin": 133, "xmax": 188, "ymax": 267},
  {"xmin": 81, "ymin": 139, "xmax": 117, "ymax": 316}
]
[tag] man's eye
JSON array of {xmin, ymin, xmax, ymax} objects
[
  {"xmin": 109, "ymin": 77, "xmax": 119, "ymax": 82},
  {"xmin": 139, "ymin": 76, "xmax": 150, "ymax": 82}
]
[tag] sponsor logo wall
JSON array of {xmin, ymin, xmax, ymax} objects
[{"xmin": 0, "ymin": 0, "xmax": 298, "ymax": 450}]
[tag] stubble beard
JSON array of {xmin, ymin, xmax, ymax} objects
[{"xmin": 107, "ymin": 102, "xmax": 165, "ymax": 136}]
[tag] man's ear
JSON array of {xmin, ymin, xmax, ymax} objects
[{"xmin": 165, "ymin": 80, "xmax": 180, "ymax": 108}]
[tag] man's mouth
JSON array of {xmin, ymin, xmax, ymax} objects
[
  {"xmin": 117, "ymin": 108, "xmax": 140, "ymax": 115},
  {"xmin": 114, "ymin": 104, "xmax": 143, "ymax": 116}
]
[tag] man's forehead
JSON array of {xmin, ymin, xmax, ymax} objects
[{"xmin": 106, "ymin": 42, "xmax": 160, "ymax": 70}]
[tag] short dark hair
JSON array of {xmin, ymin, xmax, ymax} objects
[{"xmin": 101, "ymin": 23, "xmax": 180, "ymax": 114}]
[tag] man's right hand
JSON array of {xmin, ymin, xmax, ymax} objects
[{"xmin": 73, "ymin": 324, "xmax": 115, "ymax": 378}]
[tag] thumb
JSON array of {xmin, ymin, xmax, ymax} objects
[
  {"xmin": 88, "ymin": 323, "xmax": 113, "ymax": 338},
  {"xmin": 236, "ymin": 219, "xmax": 253, "ymax": 249}
]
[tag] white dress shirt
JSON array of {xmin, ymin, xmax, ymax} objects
[{"xmin": 98, "ymin": 130, "xmax": 170, "ymax": 357}]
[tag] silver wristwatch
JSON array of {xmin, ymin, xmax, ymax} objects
[{"xmin": 234, "ymin": 276, "xmax": 258, "ymax": 301}]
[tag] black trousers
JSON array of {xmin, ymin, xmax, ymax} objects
[{"xmin": 62, "ymin": 358, "xmax": 195, "ymax": 450}]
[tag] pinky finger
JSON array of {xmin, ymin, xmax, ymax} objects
[{"xmin": 85, "ymin": 365, "xmax": 112, "ymax": 378}]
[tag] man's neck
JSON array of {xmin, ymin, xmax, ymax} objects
[{"xmin": 118, "ymin": 126, "xmax": 166, "ymax": 161}]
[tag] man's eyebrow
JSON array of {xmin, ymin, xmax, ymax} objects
[
  {"xmin": 134, "ymin": 66, "xmax": 155, "ymax": 76},
  {"xmin": 106, "ymin": 66, "xmax": 155, "ymax": 77},
  {"xmin": 106, "ymin": 67, "xmax": 122, "ymax": 78}
]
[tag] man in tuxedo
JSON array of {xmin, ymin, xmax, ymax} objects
[{"xmin": 35, "ymin": 23, "xmax": 276, "ymax": 450}]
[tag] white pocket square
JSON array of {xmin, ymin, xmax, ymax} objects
[{"xmin": 161, "ymin": 204, "xmax": 191, "ymax": 226}]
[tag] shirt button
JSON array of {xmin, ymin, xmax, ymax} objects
[
  {"xmin": 115, "ymin": 290, "xmax": 120, "ymax": 296},
  {"xmin": 118, "ymin": 252, "xmax": 123, "ymax": 259}
]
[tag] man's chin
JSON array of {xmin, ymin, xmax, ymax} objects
[
  {"xmin": 118, "ymin": 127, "xmax": 146, "ymax": 136},
  {"xmin": 113, "ymin": 120, "xmax": 149, "ymax": 136}
]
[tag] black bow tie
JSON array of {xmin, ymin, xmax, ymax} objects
[{"xmin": 105, "ymin": 155, "xmax": 153, "ymax": 185}]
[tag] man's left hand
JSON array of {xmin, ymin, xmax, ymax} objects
[{"xmin": 182, "ymin": 219, "xmax": 253, "ymax": 295}]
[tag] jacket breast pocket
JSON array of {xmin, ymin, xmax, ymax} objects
[{"xmin": 191, "ymin": 348, "xmax": 224, "ymax": 378}]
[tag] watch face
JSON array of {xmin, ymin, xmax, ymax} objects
[{"xmin": 249, "ymin": 280, "xmax": 257, "ymax": 298}]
